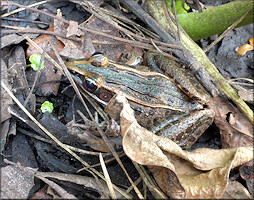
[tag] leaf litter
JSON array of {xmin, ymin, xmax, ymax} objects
[{"xmin": 106, "ymin": 93, "xmax": 253, "ymax": 199}]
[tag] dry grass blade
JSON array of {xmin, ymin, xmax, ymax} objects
[
  {"xmin": 52, "ymin": 45, "xmax": 144, "ymax": 199},
  {"xmin": 132, "ymin": 162, "xmax": 168, "ymax": 199},
  {"xmin": 24, "ymin": 34, "xmax": 130, "ymax": 198},
  {"xmin": 99, "ymin": 153, "xmax": 117, "ymax": 199},
  {"xmin": 10, "ymin": 2, "xmax": 182, "ymax": 55},
  {"xmin": 1, "ymin": 24, "xmax": 25, "ymax": 30},
  {"xmin": 18, "ymin": 127, "xmax": 111, "ymax": 156},
  {"xmin": 78, "ymin": 152, "xmax": 125, "ymax": 171},
  {"xmin": 1, "ymin": 0, "xmax": 49, "ymax": 18},
  {"xmin": 1, "ymin": 81, "xmax": 130, "ymax": 199}
]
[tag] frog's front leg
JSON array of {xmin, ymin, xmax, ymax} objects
[{"xmin": 153, "ymin": 108, "xmax": 215, "ymax": 149}]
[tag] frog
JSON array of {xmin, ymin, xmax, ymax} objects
[{"xmin": 65, "ymin": 52, "xmax": 215, "ymax": 149}]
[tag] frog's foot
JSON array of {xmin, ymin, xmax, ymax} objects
[{"xmin": 156, "ymin": 108, "xmax": 215, "ymax": 149}]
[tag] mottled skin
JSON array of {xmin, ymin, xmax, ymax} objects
[{"xmin": 65, "ymin": 53, "xmax": 215, "ymax": 149}]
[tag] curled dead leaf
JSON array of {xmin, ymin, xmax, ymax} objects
[
  {"xmin": 236, "ymin": 37, "xmax": 254, "ymax": 56},
  {"xmin": 108, "ymin": 93, "xmax": 253, "ymax": 199},
  {"xmin": 249, "ymin": 37, "xmax": 253, "ymax": 46},
  {"xmin": 236, "ymin": 44, "xmax": 253, "ymax": 56}
]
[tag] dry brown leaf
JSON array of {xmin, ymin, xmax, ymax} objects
[
  {"xmin": 222, "ymin": 180, "xmax": 252, "ymax": 199},
  {"xmin": 1, "ymin": 164, "xmax": 35, "ymax": 199},
  {"xmin": 238, "ymin": 89, "xmax": 254, "ymax": 104},
  {"xmin": 108, "ymin": 93, "xmax": 253, "ymax": 199},
  {"xmin": 209, "ymin": 97, "xmax": 253, "ymax": 148},
  {"xmin": 67, "ymin": 20, "xmax": 84, "ymax": 37},
  {"xmin": 0, "ymin": 59, "xmax": 12, "ymax": 122},
  {"xmin": 236, "ymin": 37, "xmax": 254, "ymax": 56},
  {"xmin": 236, "ymin": 44, "xmax": 253, "ymax": 56}
]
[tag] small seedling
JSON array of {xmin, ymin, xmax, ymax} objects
[
  {"xmin": 27, "ymin": 54, "xmax": 45, "ymax": 71},
  {"xmin": 40, "ymin": 101, "xmax": 53, "ymax": 113}
]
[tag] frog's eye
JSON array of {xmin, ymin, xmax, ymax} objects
[
  {"xmin": 90, "ymin": 53, "xmax": 109, "ymax": 68},
  {"xmin": 84, "ymin": 78, "xmax": 98, "ymax": 92},
  {"xmin": 91, "ymin": 52, "xmax": 103, "ymax": 56}
]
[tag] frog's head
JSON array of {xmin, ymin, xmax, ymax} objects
[{"xmin": 65, "ymin": 53, "xmax": 115, "ymax": 103}]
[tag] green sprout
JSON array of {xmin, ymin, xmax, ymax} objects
[
  {"xmin": 27, "ymin": 54, "xmax": 45, "ymax": 71},
  {"xmin": 40, "ymin": 101, "xmax": 53, "ymax": 113}
]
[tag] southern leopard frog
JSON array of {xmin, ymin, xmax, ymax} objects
[{"xmin": 65, "ymin": 52, "xmax": 215, "ymax": 149}]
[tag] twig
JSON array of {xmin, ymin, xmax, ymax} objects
[
  {"xmin": 172, "ymin": 0, "xmax": 182, "ymax": 43},
  {"xmin": 1, "ymin": 29, "xmax": 81, "ymax": 42},
  {"xmin": 23, "ymin": 41, "xmax": 48, "ymax": 107},
  {"xmin": 99, "ymin": 153, "xmax": 116, "ymax": 199},
  {"xmin": 1, "ymin": 80, "xmax": 130, "ymax": 199},
  {"xmin": 162, "ymin": 1, "xmax": 177, "ymax": 39},
  {"xmin": 2, "ymin": 16, "xmax": 49, "ymax": 25},
  {"xmin": 52, "ymin": 43, "xmax": 144, "ymax": 199},
  {"xmin": 10, "ymin": 2, "xmax": 182, "ymax": 53},
  {"xmin": 150, "ymin": 38, "xmax": 165, "ymax": 55},
  {"xmin": 1, "ymin": 0, "xmax": 49, "ymax": 18}
]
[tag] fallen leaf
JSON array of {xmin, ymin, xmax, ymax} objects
[
  {"xmin": 66, "ymin": 20, "xmax": 84, "ymax": 37},
  {"xmin": 1, "ymin": 164, "xmax": 35, "ymax": 199},
  {"xmin": 30, "ymin": 185, "xmax": 52, "ymax": 199},
  {"xmin": 236, "ymin": 37, "xmax": 254, "ymax": 56},
  {"xmin": 249, "ymin": 37, "xmax": 253, "ymax": 46},
  {"xmin": 222, "ymin": 180, "xmax": 252, "ymax": 199},
  {"xmin": 0, "ymin": 59, "xmax": 12, "ymax": 122},
  {"xmin": 236, "ymin": 44, "xmax": 253, "ymax": 56},
  {"xmin": 106, "ymin": 93, "xmax": 253, "ymax": 199},
  {"xmin": 239, "ymin": 160, "xmax": 253, "ymax": 196},
  {"xmin": 209, "ymin": 97, "xmax": 253, "ymax": 148},
  {"xmin": 238, "ymin": 89, "xmax": 254, "ymax": 104}
]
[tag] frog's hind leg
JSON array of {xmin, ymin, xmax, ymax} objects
[{"xmin": 156, "ymin": 108, "xmax": 215, "ymax": 149}]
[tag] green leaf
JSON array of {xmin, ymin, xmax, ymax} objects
[
  {"xmin": 28, "ymin": 54, "xmax": 45, "ymax": 71},
  {"xmin": 166, "ymin": 0, "xmax": 190, "ymax": 15},
  {"xmin": 40, "ymin": 101, "xmax": 53, "ymax": 113}
]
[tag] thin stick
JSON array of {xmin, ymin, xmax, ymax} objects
[
  {"xmin": 99, "ymin": 153, "xmax": 116, "ymax": 199},
  {"xmin": 10, "ymin": 2, "xmax": 183, "ymax": 52},
  {"xmin": 1, "ymin": 0, "xmax": 49, "ymax": 18},
  {"xmin": 23, "ymin": 42, "xmax": 48, "ymax": 107},
  {"xmin": 172, "ymin": 0, "xmax": 182, "ymax": 44},
  {"xmin": 1, "ymin": 81, "xmax": 131, "ymax": 199},
  {"xmin": 52, "ymin": 44, "xmax": 144, "ymax": 199}
]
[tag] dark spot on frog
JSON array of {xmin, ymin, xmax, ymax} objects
[
  {"xmin": 192, "ymin": 96, "xmax": 201, "ymax": 102},
  {"xmin": 98, "ymin": 91, "xmax": 112, "ymax": 102},
  {"xmin": 134, "ymin": 107, "xmax": 142, "ymax": 115},
  {"xmin": 179, "ymin": 85, "xmax": 189, "ymax": 94},
  {"xmin": 153, "ymin": 117, "xmax": 160, "ymax": 125},
  {"xmin": 149, "ymin": 109, "xmax": 154, "ymax": 115}
]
